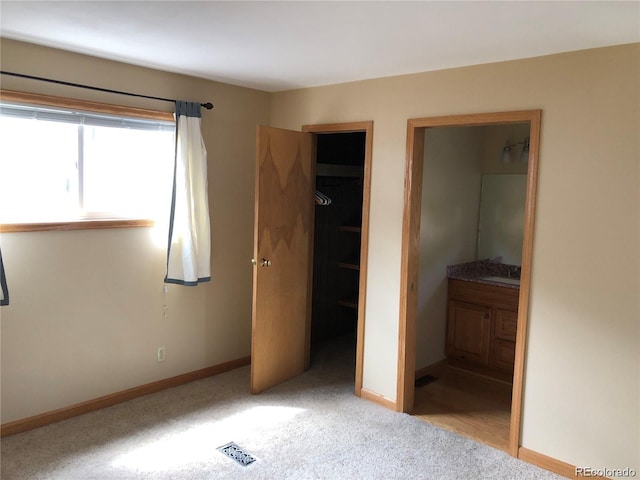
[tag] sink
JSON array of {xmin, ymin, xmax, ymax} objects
[{"xmin": 481, "ymin": 276, "xmax": 520, "ymax": 286}]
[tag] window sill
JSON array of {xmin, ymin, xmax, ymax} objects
[{"xmin": 0, "ymin": 219, "xmax": 154, "ymax": 233}]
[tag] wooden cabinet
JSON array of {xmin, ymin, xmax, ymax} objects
[{"xmin": 446, "ymin": 278, "xmax": 519, "ymax": 381}]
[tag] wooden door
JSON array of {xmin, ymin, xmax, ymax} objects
[{"xmin": 251, "ymin": 126, "xmax": 314, "ymax": 394}]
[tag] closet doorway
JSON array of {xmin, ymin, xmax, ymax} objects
[
  {"xmin": 396, "ymin": 110, "xmax": 541, "ymax": 457},
  {"xmin": 251, "ymin": 122, "xmax": 373, "ymax": 397},
  {"xmin": 304, "ymin": 123, "xmax": 373, "ymax": 393}
]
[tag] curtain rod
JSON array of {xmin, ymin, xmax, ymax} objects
[{"xmin": 0, "ymin": 70, "xmax": 214, "ymax": 110}]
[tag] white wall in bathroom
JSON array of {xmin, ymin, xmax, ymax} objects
[
  {"xmin": 416, "ymin": 126, "xmax": 483, "ymax": 369},
  {"xmin": 477, "ymin": 173, "xmax": 528, "ymax": 265}
]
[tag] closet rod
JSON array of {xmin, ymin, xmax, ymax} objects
[{"xmin": 0, "ymin": 70, "xmax": 214, "ymax": 110}]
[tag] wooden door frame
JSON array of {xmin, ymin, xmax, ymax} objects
[
  {"xmin": 302, "ymin": 121, "xmax": 373, "ymax": 397},
  {"xmin": 397, "ymin": 110, "xmax": 541, "ymax": 457}
]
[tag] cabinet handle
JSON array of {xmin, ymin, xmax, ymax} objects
[{"xmin": 484, "ymin": 313, "xmax": 490, "ymax": 319}]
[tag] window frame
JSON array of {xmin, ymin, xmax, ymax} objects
[{"xmin": 0, "ymin": 90, "xmax": 175, "ymax": 233}]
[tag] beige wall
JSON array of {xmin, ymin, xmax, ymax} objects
[
  {"xmin": 0, "ymin": 39, "xmax": 270, "ymax": 422},
  {"xmin": 271, "ymin": 44, "xmax": 639, "ymax": 471},
  {"xmin": 416, "ymin": 127, "xmax": 482, "ymax": 369}
]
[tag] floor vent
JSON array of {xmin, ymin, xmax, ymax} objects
[
  {"xmin": 217, "ymin": 442, "xmax": 257, "ymax": 466},
  {"xmin": 415, "ymin": 374, "xmax": 438, "ymax": 388}
]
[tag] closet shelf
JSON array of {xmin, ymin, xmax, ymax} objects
[
  {"xmin": 338, "ymin": 296, "xmax": 359, "ymax": 309},
  {"xmin": 316, "ymin": 163, "xmax": 363, "ymax": 178},
  {"xmin": 338, "ymin": 261, "xmax": 360, "ymax": 271}
]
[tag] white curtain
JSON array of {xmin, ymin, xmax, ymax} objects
[{"xmin": 165, "ymin": 101, "xmax": 211, "ymax": 285}]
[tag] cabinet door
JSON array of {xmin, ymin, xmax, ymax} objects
[
  {"xmin": 494, "ymin": 309, "xmax": 518, "ymax": 342},
  {"xmin": 446, "ymin": 301, "xmax": 491, "ymax": 365},
  {"xmin": 491, "ymin": 338, "xmax": 516, "ymax": 372}
]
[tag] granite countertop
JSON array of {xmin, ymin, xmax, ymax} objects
[{"xmin": 447, "ymin": 258, "xmax": 521, "ymax": 289}]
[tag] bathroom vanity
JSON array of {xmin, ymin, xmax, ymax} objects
[{"xmin": 446, "ymin": 260, "xmax": 520, "ymax": 382}]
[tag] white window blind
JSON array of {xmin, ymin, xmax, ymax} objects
[
  {"xmin": 0, "ymin": 102, "xmax": 175, "ymax": 131},
  {"xmin": 0, "ymin": 101, "xmax": 175, "ymax": 223}
]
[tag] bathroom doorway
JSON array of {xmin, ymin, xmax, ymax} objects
[{"xmin": 396, "ymin": 110, "xmax": 542, "ymax": 457}]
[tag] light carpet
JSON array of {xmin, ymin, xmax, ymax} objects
[{"xmin": 1, "ymin": 336, "xmax": 565, "ymax": 479}]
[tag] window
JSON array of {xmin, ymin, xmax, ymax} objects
[{"xmin": 0, "ymin": 92, "xmax": 175, "ymax": 231}]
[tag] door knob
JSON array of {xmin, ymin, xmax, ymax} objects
[{"xmin": 251, "ymin": 258, "xmax": 271, "ymax": 267}]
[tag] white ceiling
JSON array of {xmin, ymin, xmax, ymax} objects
[{"xmin": 1, "ymin": 1, "xmax": 638, "ymax": 92}]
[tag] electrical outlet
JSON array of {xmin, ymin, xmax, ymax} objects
[{"xmin": 157, "ymin": 346, "xmax": 166, "ymax": 363}]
